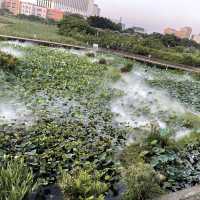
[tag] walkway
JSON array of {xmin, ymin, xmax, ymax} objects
[
  {"xmin": 158, "ymin": 185, "xmax": 200, "ymax": 200},
  {"xmin": 0, "ymin": 34, "xmax": 200, "ymax": 73}
]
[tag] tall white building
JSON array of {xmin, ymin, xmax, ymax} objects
[{"xmin": 36, "ymin": 0, "xmax": 100, "ymax": 17}]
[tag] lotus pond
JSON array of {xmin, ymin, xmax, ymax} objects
[{"xmin": 0, "ymin": 41, "xmax": 200, "ymax": 199}]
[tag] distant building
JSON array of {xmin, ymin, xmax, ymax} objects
[
  {"xmin": 92, "ymin": 3, "xmax": 100, "ymax": 16},
  {"xmin": 0, "ymin": 0, "xmax": 3, "ymax": 8},
  {"xmin": 3, "ymin": 0, "xmax": 100, "ymax": 20},
  {"xmin": 20, "ymin": 1, "xmax": 47, "ymax": 18},
  {"xmin": 132, "ymin": 26, "xmax": 145, "ymax": 34},
  {"xmin": 164, "ymin": 26, "xmax": 192, "ymax": 39},
  {"xmin": 36, "ymin": 0, "xmax": 100, "ymax": 17},
  {"xmin": 4, "ymin": 0, "xmax": 20, "ymax": 15},
  {"xmin": 192, "ymin": 34, "xmax": 200, "ymax": 44},
  {"xmin": 111, "ymin": 18, "xmax": 126, "ymax": 30},
  {"xmin": 47, "ymin": 8, "xmax": 64, "ymax": 21},
  {"xmin": 164, "ymin": 27, "xmax": 176, "ymax": 35},
  {"xmin": 176, "ymin": 27, "xmax": 192, "ymax": 39}
]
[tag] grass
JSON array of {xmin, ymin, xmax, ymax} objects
[
  {"xmin": 0, "ymin": 158, "xmax": 36, "ymax": 200},
  {"xmin": 0, "ymin": 16, "xmax": 80, "ymax": 45},
  {"xmin": 123, "ymin": 162, "xmax": 163, "ymax": 200},
  {"xmin": 58, "ymin": 168, "xmax": 108, "ymax": 200}
]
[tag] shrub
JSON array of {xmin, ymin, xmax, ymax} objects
[
  {"xmin": 87, "ymin": 16, "xmax": 122, "ymax": 31},
  {"xmin": 107, "ymin": 67, "xmax": 121, "ymax": 82},
  {"xmin": 123, "ymin": 162, "xmax": 163, "ymax": 200},
  {"xmin": 58, "ymin": 15, "xmax": 96, "ymax": 36},
  {"xmin": 181, "ymin": 112, "xmax": 200, "ymax": 129},
  {"xmin": 121, "ymin": 63, "xmax": 133, "ymax": 73},
  {"xmin": 58, "ymin": 169, "xmax": 108, "ymax": 200},
  {"xmin": 99, "ymin": 58, "xmax": 107, "ymax": 65},
  {"xmin": 0, "ymin": 158, "xmax": 36, "ymax": 200},
  {"xmin": 86, "ymin": 52, "xmax": 95, "ymax": 57},
  {"xmin": 0, "ymin": 51, "xmax": 18, "ymax": 72}
]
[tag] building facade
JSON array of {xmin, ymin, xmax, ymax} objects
[
  {"xmin": 47, "ymin": 8, "xmax": 63, "ymax": 21},
  {"xmin": 3, "ymin": 0, "xmax": 100, "ymax": 20},
  {"xmin": 164, "ymin": 27, "xmax": 176, "ymax": 35},
  {"xmin": 20, "ymin": 1, "xmax": 47, "ymax": 18},
  {"xmin": 164, "ymin": 26, "xmax": 192, "ymax": 39},
  {"xmin": 192, "ymin": 34, "xmax": 200, "ymax": 44},
  {"xmin": 37, "ymin": 0, "xmax": 100, "ymax": 17},
  {"xmin": 4, "ymin": 0, "xmax": 20, "ymax": 15}
]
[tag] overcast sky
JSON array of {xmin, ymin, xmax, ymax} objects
[{"xmin": 95, "ymin": 0, "xmax": 200, "ymax": 34}]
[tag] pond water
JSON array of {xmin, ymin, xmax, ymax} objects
[
  {"xmin": 0, "ymin": 40, "xmax": 200, "ymax": 199},
  {"xmin": 0, "ymin": 41, "xmax": 199, "ymax": 139},
  {"xmin": 111, "ymin": 65, "xmax": 200, "ymax": 141}
]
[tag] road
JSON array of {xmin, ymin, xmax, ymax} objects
[{"xmin": 0, "ymin": 34, "xmax": 200, "ymax": 73}]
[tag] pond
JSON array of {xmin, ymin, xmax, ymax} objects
[{"xmin": 0, "ymin": 41, "xmax": 200, "ymax": 199}]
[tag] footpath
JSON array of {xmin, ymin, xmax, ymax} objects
[{"xmin": 158, "ymin": 185, "xmax": 200, "ymax": 200}]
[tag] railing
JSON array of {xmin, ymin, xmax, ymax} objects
[{"xmin": 0, "ymin": 34, "xmax": 199, "ymax": 73}]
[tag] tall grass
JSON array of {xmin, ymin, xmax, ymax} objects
[{"xmin": 0, "ymin": 158, "xmax": 36, "ymax": 200}]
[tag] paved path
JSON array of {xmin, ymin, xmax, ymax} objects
[
  {"xmin": 158, "ymin": 185, "xmax": 200, "ymax": 200},
  {"xmin": 0, "ymin": 34, "xmax": 200, "ymax": 73}
]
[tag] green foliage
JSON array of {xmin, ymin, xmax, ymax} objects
[
  {"xmin": 121, "ymin": 63, "xmax": 133, "ymax": 73},
  {"xmin": 0, "ymin": 15, "xmax": 80, "ymax": 45},
  {"xmin": 0, "ymin": 9, "xmax": 12, "ymax": 16},
  {"xmin": 178, "ymin": 130, "xmax": 200, "ymax": 147},
  {"xmin": 17, "ymin": 14, "xmax": 57, "ymax": 25},
  {"xmin": 0, "ymin": 44, "xmax": 127, "ymax": 196},
  {"xmin": 86, "ymin": 52, "xmax": 95, "ymax": 57},
  {"xmin": 106, "ymin": 67, "xmax": 121, "ymax": 82},
  {"xmin": 0, "ymin": 158, "xmax": 36, "ymax": 200},
  {"xmin": 148, "ymin": 78, "xmax": 200, "ymax": 112},
  {"xmin": 58, "ymin": 168, "xmax": 108, "ymax": 200},
  {"xmin": 123, "ymin": 162, "xmax": 163, "ymax": 200},
  {"xmin": 99, "ymin": 58, "xmax": 107, "ymax": 65},
  {"xmin": 58, "ymin": 15, "xmax": 96, "ymax": 36},
  {"xmin": 0, "ymin": 51, "xmax": 18, "ymax": 72},
  {"xmin": 87, "ymin": 16, "xmax": 122, "ymax": 31},
  {"xmin": 181, "ymin": 112, "xmax": 200, "ymax": 129}
]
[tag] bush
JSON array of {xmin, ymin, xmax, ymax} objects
[
  {"xmin": 58, "ymin": 15, "xmax": 97, "ymax": 36},
  {"xmin": 87, "ymin": 16, "xmax": 122, "ymax": 31},
  {"xmin": 99, "ymin": 58, "xmax": 107, "ymax": 65},
  {"xmin": 86, "ymin": 52, "xmax": 95, "ymax": 57},
  {"xmin": 181, "ymin": 112, "xmax": 200, "ymax": 129},
  {"xmin": 58, "ymin": 169, "xmax": 108, "ymax": 200},
  {"xmin": 121, "ymin": 63, "xmax": 133, "ymax": 73},
  {"xmin": 107, "ymin": 67, "xmax": 121, "ymax": 82},
  {"xmin": 0, "ymin": 51, "xmax": 19, "ymax": 72},
  {"xmin": 0, "ymin": 158, "xmax": 36, "ymax": 200},
  {"xmin": 123, "ymin": 162, "xmax": 163, "ymax": 200}
]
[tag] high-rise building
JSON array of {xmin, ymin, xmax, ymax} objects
[
  {"xmin": 192, "ymin": 34, "xmax": 200, "ymax": 44},
  {"xmin": 93, "ymin": 3, "xmax": 100, "ymax": 16},
  {"xmin": 176, "ymin": 27, "xmax": 192, "ymax": 39},
  {"xmin": 4, "ymin": 0, "xmax": 20, "ymax": 15},
  {"xmin": 20, "ymin": 1, "xmax": 47, "ymax": 18},
  {"xmin": 47, "ymin": 8, "xmax": 64, "ymax": 21},
  {"xmin": 164, "ymin": 27, "xmax": 176, "ymax": 35},
  {"xmin": 164, "ymin": 26, "xmax": 192, "ymax": 39},
  {"xmin": 36, "ymin": 0, "xmax": 100, "ymax": 17}
]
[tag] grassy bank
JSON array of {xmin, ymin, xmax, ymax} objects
[{"xmin": 0, "ymin": 15, "xmax": 80, "ymax": 45}]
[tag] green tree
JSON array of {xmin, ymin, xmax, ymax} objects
[
  {"xmin": 58, "ymin": 15, "xmax": 96, "ymax": 36},
  {"xmin": 87, "ymin": 16, "xmax": 122, "ymax": 31}
]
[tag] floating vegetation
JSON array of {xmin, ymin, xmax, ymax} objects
[{"xmin": 0, "ymin": 41, "xmax": 200, "ymax": 199}]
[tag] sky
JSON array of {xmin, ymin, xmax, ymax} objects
[{"xmin": 95, "ymin": 0, "xmax": 200, "ymax": 34}]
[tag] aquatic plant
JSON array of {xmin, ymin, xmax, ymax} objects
[
  {"xmin": 58, "ymin": 168, "xmax": 108, "ymax": 200},
  {"xmin": 123, "ymin": 162, "xmax": 163, "ymax": 200},
  {"xmin": 0, "ymin": 158, "xmax": 36, "ymax": 200},
  {"xmin": 86, "ymin": 52, "xmax": 95, "ymax": 57},
  {"xmin": 120, "ymin": 63, "xmax": 133, "ymax": 73},
  {"xmin": 0, "ymin": 51, "xmax": 18, "ymax": 72},
  {"xmin": 99, "ymin": 58, "xmax": 107, "ymax": 65}
]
